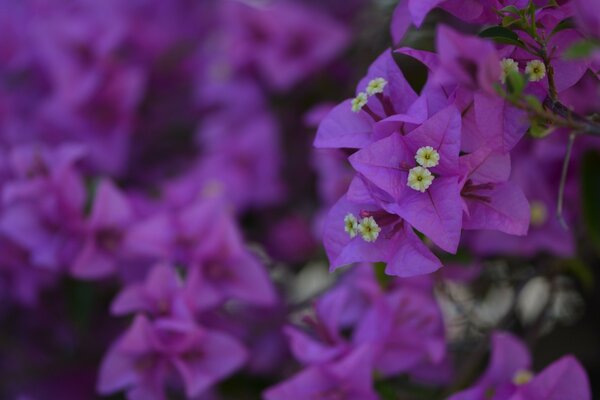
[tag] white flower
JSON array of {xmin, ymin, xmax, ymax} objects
[
  {"xmin": 343, "ymin": 213, "xmax": 359, "ymax": 238},
  {"xmin": 351, "ymin": 92, "xmax": 368, "ymax": 112},
  {"xmin": 500, "ymin": 58, "xmax": 519, "ymax": 84},
  {"xmin": 415, "ymin": 146, "xmax": 440, "ymax": 168},
  {"xmin": 525, "ymin": 60, "xmax": 546, "ymax": 82},
  {"xmin": 358, "ymin": 216, "xmax": 381, "ymax": 242},
  {"xmin": 366, "ymin": 77, "xmax": 388, "ymax": 96},
  {"xmin": 407, "ymin": 166, "xmax": 434, "ymax": 192}
]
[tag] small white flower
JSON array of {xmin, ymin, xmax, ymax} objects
[
  {"xmin": 500, "ymin": 58, "xmax": 519, "ymax": 84},
  {"xmin": 343, "ymin": 213, "xmax": 359, "ymax": 238},
  {"xmin": 415, "ymin": 146, "xmax": 440, "ymax": 168},
  {"xmin": 351, "ymin": 92, "xmax": 368, "ymax": 112},
  {"xmin": 366, "ymin": 77, "xmax": 388, "ymax": 96},
  {"xmin": 358, "ymin": 216, "xmax": 381, "ymax": 242},
  {"xmin": 512, "ymin": 369, "xmax": 534, "ymax": 386},
  {"xmin": 407, "ymin": 166, "xmax": 434, "ymax": 192},
  {"xmin": 525, "ymin": 60, "xmax": 546, "ymax": 82}
]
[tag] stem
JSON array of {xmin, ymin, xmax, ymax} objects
[{"xmin": 557, "ymin": 132, "xmax": 577, "ymax": 230}]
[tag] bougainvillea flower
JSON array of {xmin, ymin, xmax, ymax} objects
[
  {"xmin": 354, "ymin": 280, "xmax": 446, "ymax": 377},
  {"xmin": 125, "ymin": 199, "xmax": 277, "ymax": 307},
  {"xmin": 284, "ymin": 280, "xmax": 356, "ymax": 365},
  {"xmin": 97, "ymin": 315, "xmax": 247, "ymax": 400},
  {"xmin": 467, "ymin": 139, "xmax": 574, "ymax": 257},
  {"xmin": 111, "ymin": 263, "xmax": 195, "ymax": 318},
  {"xmin": 220, "ymin": 0, "xmax": 349, "ymax": 91},
  {"xmin": 71, "ymin": 179, "xmax": 133, "ymax": 279},
  {"xmin": 323, "ymin": 188, "xmax": 441, "ymax": 277},
  {"xmin": 263, "ymin": 345, "xmax": 378, "ymax": 400},
  {"xmin": 434, "ymin": 25, "xmax": 501, "ymax": 94},
  {"xmin": 459, "ymin": 147, "xmax": 530, "ymax": 235},
  {"xmin": 349, "ymin": 105, "xmax": 463, "ymax": 253},
  {"xmin": 314, "ymin": 49, "xmax": 417, "ymax": 149},
  {"xmin": 448, "ymin": 331, "xmax": 591, "ymax": 400}
]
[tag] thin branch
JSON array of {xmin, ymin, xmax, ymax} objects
[{"xmin": 557, "ymin": 132, "xmax": 577, "ymax": 230}]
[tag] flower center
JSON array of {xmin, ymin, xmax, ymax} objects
[
  {"xmin": 530, "ymin": 201, "xmax": 547, "ymax": 227},
  {"xmin": 415, "ymin": 146, "xmax": 440, "ymax": 168},
  {"xmin": 512, "ymin": 369, "xmax": 534, "ymax": 385},
  {"xmin": 407, "ymin": 166, "xmax": 434, "ymax": 192},
  {"xmin": 525, "ymin": 60, "xmax": 546, "ymax": 82}
]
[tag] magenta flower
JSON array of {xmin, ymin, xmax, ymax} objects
[
  {"xmin": 459, "ymin": 147, "xmax": 530, "ymax": 236},
  {"xmin": 71, "ymin": 179, "xmax": 133, "ymax": 279},
  {"xmin": 434, "ymin": 25, "xmax": 501, "ymax": 94},
  {"xmin": 220, "ymin": 0, "xmax": 349, "ymax": 91},
  {"xmin": 263, "ymin": 345, "xmax": 378, "ymax": 400},
  {"xmin": 314, "ymin": 49, "xmax": 418, "ymax": 149},
  {"xmin": 448, "ymin": 331, "xmax": 591, "ymax": 400},
  {"xmin": 323, "ymin": 186, "xmax": 442, "ymax": 277},
  {"xmin": 97, "ymin": 314, "xmax": 247, "ymax": 400},
  {"xmin": 111, "ymin": 263, "xmax": 196, "ymax": 318},
  {"xmin": 353, "ymin": 279, "xmax": 447, "ymax": 378},
  {"xmin": 125, "ymin": 199, "xmax": 277, "ymax": 307},
  {"xmin": 349, "ymin": 105, "xmax": 463, "ymax": 253}
]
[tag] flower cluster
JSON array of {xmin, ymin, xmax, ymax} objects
[{"xmin": 0, "ymin": 0, "xmax": 598, "ymax": 399}]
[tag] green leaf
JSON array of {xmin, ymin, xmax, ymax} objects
[
  {"xmin": 506, "ymin": 70, "xmax": 526, "ymax": 97},
  {"xmin": 524, "ymin": 95, "xmax": 543, "ymax": 112},
  {"xmin": 498, "ymin": 5, "xmax": 521, "ymax": 16},
  {"xmin": 373, "ymin": 262, "xmax": 391, "ymax": 289},
  {"xmin": 528, "ymin": 119, "xmax": 555, "ymax": 138},
  {"xmin": 563, "ymin": 258, "xmax": 594, "ymax": 292},
  {"xmin": 563, "ymin": 39, "xmax": 600, "ymax": 59},
  {"xmin": 479, "ymin": 26, "xmax": 527, "ymax": 48},
  {"xmin": 581, "ymin": 151, "xmax": 600, "ymax": 255},
  {"xmin": 550, "ymin": 18, "xmax": 575, "ymax": 37}
]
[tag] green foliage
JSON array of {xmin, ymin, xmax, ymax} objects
[
  {"xmin": 479, "ymin": 26, "xmax": 527, "ymax": 48},
  {"xmin": 506, "ymin": 70, "xmax": 526, "ymax": 98},
  {"xmin": 581, "ymin": 151, "xmax": 600, "ymax": 256},
  {"xmin": 563, "ymin": 39, "xmax": 600, "ymax": 59},
  {"xmin": 550, "ymin": 18, "xmax": 575, "ymax": 37},
  {"xmin": 528, "ymin": 119, "xmax": 555, "ymax": 138},
  {"xmin": 564, "ymin": 258, "xmax": 595, "ymax": 292},
  {"xmin": 374, "ymin": 262, "xmax": 392, "ymax": 289}
]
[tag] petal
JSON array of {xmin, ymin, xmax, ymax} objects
[
  {"xmin": 392, "ymin": 176, "xmax": 463, "ymax": 253},
  {"xmin": 404, "ymin": 105, "xmax": 462, "ymax": 174},
  {"xmin": 90, "ymin": 179, "xmax": 133, "ymax": 229},
  {"xmin": 349, "ymin": 133, "xmax": 411, "ymax": 199},
  {"xmin": 515, "ymin": 355, "xmax": 591, "ymax": 400},
  {"xmin": 386, "ymin": 226, "xmax": 442, "ymax": 277},
  {"xmin": 314, "ymin": 100, "xmax": 375, "ymax": 149},
  {"xmin": 463, "ymin": 181, "xmax": 530, "ymax": 235}
]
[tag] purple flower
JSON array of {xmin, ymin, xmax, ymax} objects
[
  {"xmin": 314, "ymin": 49, "xmax": 417, "ymax": 149},
  {"xmin": 263, "ymin": 345, "xmax": 378, "ymax": 400},
  {"xmin": 125, "ymin": 198, "xmax": 277, "ymax": 307},
  {"xmin": 349, "ymin": 105, "xmax": 463, "ymax": 253},
  {"xmin": 459, "ymin": 147, "xmax": 530, "ymax": 236},
  {"xmin": 97, "ymin": 314, "xmax": 247, "ymax": 399},
  {"xmin": 323, "ymin": 185, "xmax": 442, "ymax": 277},
  {"xmin": 467, "ymin": 139, "xmax": 574, "ymax": 257},
  {"xmin": 449, "ymin": 331, "xmax": 591, "ymax": 400},
  {"xmin": 71, "ymin": 179, "xmax": 133, "ymax": 279},
  {"xmin": 0, "ymin": 144, "xmax": 86, "ymax": 272},
  {"xmin": 111, "ymin": 263, "xmax": 196, "ymax": 318},
  {"xmin": 220, "ymin": 1, "xmax": 349, "ymax": 91},
  {"xmin": 353, "ymin": 279, "xmax": 447, "ymax": 378},
  {"xmin": 434, "ymin": 25, "xmax": 501, "ymax": 94}
]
